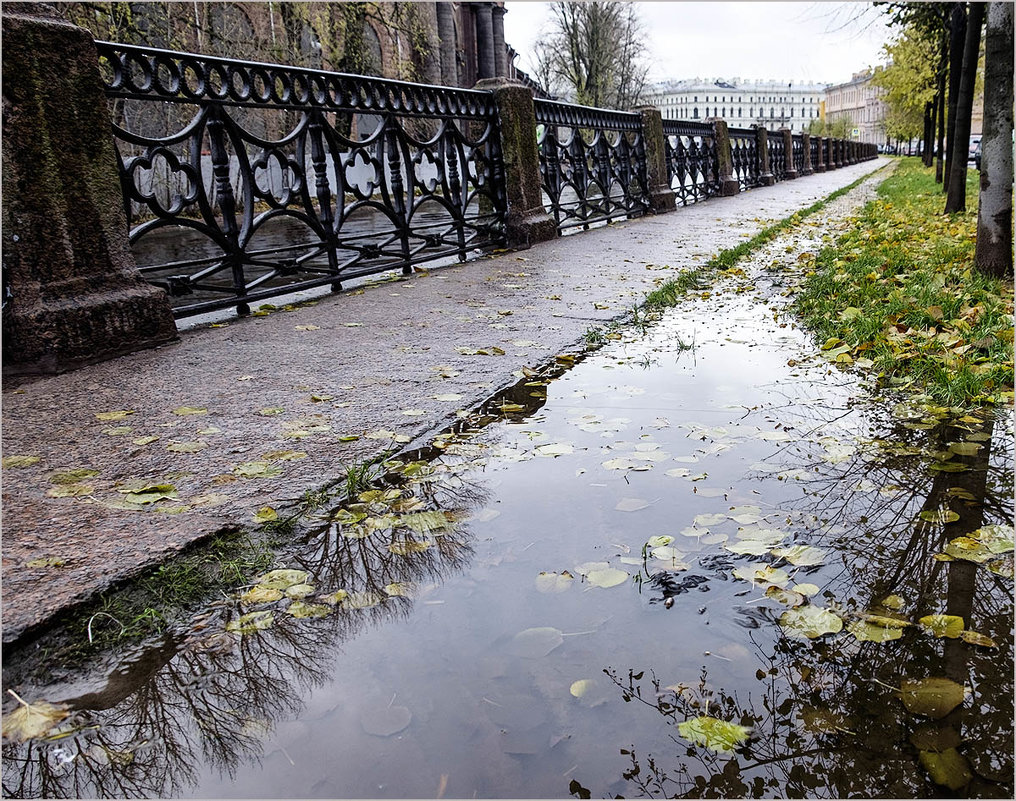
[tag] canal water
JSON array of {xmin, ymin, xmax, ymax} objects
[{"xmin": 3, "ymin": 236, "xmax": 1012, "ymax": 798}]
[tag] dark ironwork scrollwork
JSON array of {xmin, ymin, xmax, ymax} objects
[
  {"xmin": 728, "ymin": 127, "xmax": 760, "ymax": 191},
  {"xmin": 810, "ymin": 135, "xmax": 820, "ymax": 168},
  {"xmin": 792, "ymin": 134, "xmax": 805, "ymax": 174},
  {"xmin": 534, "ymin": 99, "xmax": 650, "ymax": 231},
  {"xmin": 661, "ymin": 120, "xmax": 718, "ymax": 205},
  {"xmin": 769, "ymin": 132, "xmax": 786, "ymax": 181},
  {"xmin": 95, "ymin": 42, "xmax": 506, "ymax": 318}
]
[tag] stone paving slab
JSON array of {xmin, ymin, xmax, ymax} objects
[{"xmin": 1, "ymin": 159, "xmax": 889, "ymax": 646}]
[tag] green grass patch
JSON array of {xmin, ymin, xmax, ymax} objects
[
  {"xmin": 791, "ymin": 159, "xmax": 1013, "ymax": 408},
  {"xmin": 643, "ymin": 173, "xmax": 875, "ymax": 312}
]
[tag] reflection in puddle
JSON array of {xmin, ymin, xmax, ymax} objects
[{"xmin": 3, "ymin": 259, "xmax": 1012, "ymax": 798}]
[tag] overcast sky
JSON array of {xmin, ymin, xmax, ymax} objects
[{"xmin": 502, "ymin": 1, "xmax": 897, "ymax": 86}]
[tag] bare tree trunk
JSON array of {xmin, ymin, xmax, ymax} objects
[
  {"xmin": 935, "ymin": 30, "xmax": 949, "ymax": 183},
  {"xmin": 945, "ymin": 2, "xmax": 985, "ymax": 213},
  {"xmin": 943, "ymin": 2, "xmax": 967, "ymax": 194},
  {"xmin": 974, "ymin": 2, "xmax": 1014, "ymax": 278}
]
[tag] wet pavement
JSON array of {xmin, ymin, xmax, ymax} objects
[
  {"xmin": 1, "ymin": 160, "xmax": 887, "ymax": 647},
  {"xmin": 2, "ymin": 156, "xmax": 1011, "ymax": 798}
]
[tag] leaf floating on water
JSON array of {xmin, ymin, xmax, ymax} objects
[
  {"xmin": 918, "ymin": 614, "xmax": 964, "ymax": 639},
  {"xmin": 765, "ymin": 586, "xmax": 805, "ymax": 607},
  {"xmin": 535, "ymin": 443, "xmax": 574, "ymax": 457},
  {"xmin": 510, "ymin": 626, "xmax": 564, "ymax": 658},
  {"xmin": 388, "ymin": 539, "xmax": 432, "ymax": 555},
  {"xmin": 319, "ymin": 589, "xmax": 349, "ymax": 605},
  {"xmin": 384, "ymin": 582, "xmax": 412, "ymax": 597},
  {"xmin": 286, "ymin": 601, "xmax": 331, "ymax": 619},
  {"xmin": 225, "ymin": 610, "xmax": 274, "ymax": 635},
  {"xmin": 847, "ymin": 620, "xmax": 904, "ymax": 643},
  {"xmin": 724, "ymin": 539, "xmax": 771, "ymax": 556},
  {"xmin": 285, "ymin": 583, "xmax": 315, "ymax": 599},
  {"xmin": 732, "ymin": 564, "xmax": 790, "ymax": 587},
  {"xmin": 919, "ymin": 748, "xmax": 973, "ymax": 792},
  {"xmin": 947, "ymin": 442, "xmax": 982, "ymax": 457},
  {"xmin": 535, "ymin": 571, "xmax": 575, "ymax": 593},
  {"xmin": 615, "ymin": 498, "xmax": 650, "ymax": 513},
  {"xmin": 693, "ymin": 513, "xmax": 727, "ymax": 527},
  {"xmin": 172, "ymin": 406, "xmax": 207, "ymax": 416},
  {"xmin": 958, "ymin": 630, "xmax": 996, "ymax": 648},
  {"xmin": 240, "ymin": 585, "xmax": 283, "ymax": 605},
  {"xmin": 1, "ymin": 693, "xmax": 70, "ymax": 742},
  {"xmin": 360, "ymin": 704, "xmax": 411, "ymax": 737},
  {"xmin": 677, "ymin": 716, "xmax": 751, "ymax": 753},
  {"xmin": 919, "ymin": 509, "xmax": 961, "ymax": 525},
  {"xmin": 586, "ymin": 568, "xmax": 629, "ymax": 588},
  {"xmin": 941, "ymin": 537, "xmax": 994, "ymax": 564},
  {"xmin": 569, "ymin": 678, "xmax": 609, "ymax": 708},
  {"xmin": 256, "ymin": 569, "xmax": 309, "ymax": 590},
  {"xmin": 344, "ymin": 591, "xmax": 385, "ymax": 609},
  {"xmin": 899, "ymin": 677, "xmax": 967, "ymax": 719},
  {"xmin": 574, "ymin": 561, "xmax": 610, "ymax": 577},
  {"xmin": 881, "ymin": 594, "xmax": 906, "ymax": 610},
  {"xmin": 401, "ymin": 511, "xmax": 455, "ymax": 533},
  {"xmin": 779, "ymin": 606, "xmax": 843, "ymax": 639},
  {"xmin": 2, "ymin": 455, "xmax": 41, "ymax": 469},
  {"xmin": 647, "ymin": 535, "xmax": 673, "ymax": 548},
  {"xmin": 792, "ymin": 583, "xmax": 821, "ymax": 597},
  {"xmin": 771, "ymin": 544, "xmax": 827, "ymax": 567}
]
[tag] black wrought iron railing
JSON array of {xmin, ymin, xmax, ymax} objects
[
  {"xmin": 769, "ymin": 132, "xmax": 786, "ymax": 182},
  {"xmin": 534, "ymin": 98, "xmax": 650, "ymax": 232},
  {"xmin": 810, "ymin": 135, "xmax": 821, "ymax": 168},
  {"xmin": 662, "ymin": 120, "xmax": 719, "ymax": 205},
  {"xmin": 792, "ymin": 134, "xmax": 805, "ymax": 174},
  {"xmin": 95, "ymin": 42, "xmax": 507, "ymax": 317},
  {"xmin": 728, "ymin": 127, "xmax": 761, "ymax": 190}
]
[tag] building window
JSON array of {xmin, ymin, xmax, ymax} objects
[
  {"xmin": 693, "ymin": 107, "xmax": 699, "ymax": 118},
  {"xmin": 770, "ymin": 107, "xmax": 775, "ymax": 118}
]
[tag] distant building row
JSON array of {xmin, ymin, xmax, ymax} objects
[{"xmin": 645, "ymin": 73, "xmax": 888, "ymax": 143}]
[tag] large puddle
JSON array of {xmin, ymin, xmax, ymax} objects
[{"xmin": 3, "ymin": 237, "xmax": 1013, "ymax": 798}]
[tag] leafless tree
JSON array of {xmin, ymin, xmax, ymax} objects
[{"xmin": 534, "ymin": 1, "xmax": 649, "ymax": 110}]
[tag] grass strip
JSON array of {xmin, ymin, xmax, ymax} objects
[
  {"xmin": 644, "ymin": 171, "xmax": 878, "ymax": 309},
  {"xmin": 791, "ymin": 159, "xmax": 1013, "ymax": 409}
]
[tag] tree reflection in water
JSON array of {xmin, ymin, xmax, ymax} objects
[
  {"xmin": 1, "ymin": 450, "xmax": 488, "ymax": 799},
  {"xmin": 583, "ymin": 409, "xmax": 1013, "ymax": 798}
]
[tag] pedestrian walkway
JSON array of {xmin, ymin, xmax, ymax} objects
[{"xmin": 1, "ymin": 159, "xmax": 889, "ymax": 646}]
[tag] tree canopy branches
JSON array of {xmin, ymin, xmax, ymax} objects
[{"xmin": 534, "ymin": 1, "xmax": 649, "ymax": 110}]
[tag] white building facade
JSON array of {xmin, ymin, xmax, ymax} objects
[
  {"xmin": 645, "ymin": 78, "xmax": 826, "ymax": 132},
  {"xmin": 824, "ymin": 72, "xmax": 888, "ymax": 145}
]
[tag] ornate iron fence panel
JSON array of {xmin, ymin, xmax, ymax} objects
[
  {"xmin": 810, "ymin": 136, "xmax": 820, "ymax": 168},
  {"xmin": 728, "ymin": 127, "xmax": 760, "ymax": 191},
  {"xmin": 661, "ymin": 120, "xmax": 719, "ymax": 205},
  {"xmin": 95, "ymin": 42, "xmax": 507, "ymax": 317},
  {"xmin": 792, "ymin": 134, "xmax": 805, "ymax": 174},
  {"xmin": 769, "ymin": 132, "xmax": 786, "ymax": 182},
  {"xmin": 534, "ymin": 99, "xmax": 650, "ymax": 231}
]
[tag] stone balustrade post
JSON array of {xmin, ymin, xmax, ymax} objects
[
  {"xmin": 814, "ymin": 135, "xmax": 826, "ymax": 172},
  {"xmin": 781, "ymin": 128, "xmax": 797, "ymax": 179},
  {"xmin": 825, "ymin": 137, "xmax": 836, "ymax": 170},
  {"xmin": 2, "ymin": 10, "xmax": 177, "ymax": 375},
  {"xmin": 801, "ymin": 133, "xmax": 813, "ymax": 175},
  {"xmin": 756, "ymin": 126, "xmax": 775, "ymax": 186},
  {"xmin": 473, "ymin": 77, "xmax": 556, "ymax": 248},
  {"xmin": 710, "ymin": 120, "xmax": 741, "ymax": 196},
  {"xmin": 636, "ymin": 107, "xmax": 676, "ymax": 214}
]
